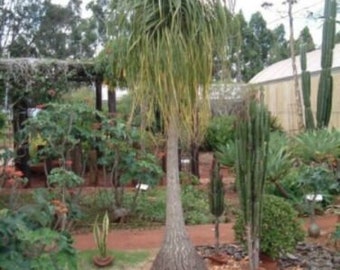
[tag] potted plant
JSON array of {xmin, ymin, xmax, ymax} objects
[{"xmin": 93, "ymin": 211, "xmax": 114, "ymax": 267}]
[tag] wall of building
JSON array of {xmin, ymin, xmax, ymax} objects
[{"xmin": 259, "ymin": 70, "xmax": 340, "ymax": 133}]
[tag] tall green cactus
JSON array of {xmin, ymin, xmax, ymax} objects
[
  {"xmin": 316, "ymin": 0, "xmax": 337, "ymax": 128},
  {"xmin": 300, "ymin": 43, "xmax": 315, "ymax": 130},
  {"xmin": 209, "ymin": 157, "xmax": 225, "ymax": 252},
  {"xmin": 235, "ymin": 95, "xmax": 270, "ymax": 270}
]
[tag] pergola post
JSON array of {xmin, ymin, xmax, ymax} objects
[
  {"xmin": 108, "ymin": 86, "xmax": 117, "ymax": 116},
  {"xmin": 95, "ymin": 76, "xmax": 103, "ymax": 111},
  {"xmin": 13, "ymin": 99, "xmax": 30, "ymax": 184}
]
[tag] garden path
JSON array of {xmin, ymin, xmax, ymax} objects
[{"xmin": 73, "ymin": 214, "xmax": 337, "ymax": 251}]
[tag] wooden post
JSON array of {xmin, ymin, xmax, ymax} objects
[{"xmin": 95, "ymin": 76, "xmax": 103, "ymax": 111}]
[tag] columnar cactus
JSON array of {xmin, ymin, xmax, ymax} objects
[
  {"xmin": 316, "ymin": 0, "xmax": 337, "ymax": 128},
  {"xmin": 235, "ymin": 95, "xmax": 270, "ymax": 270},
  {"xmin": 300, "ymin": 43, "xmax": 315, "ymax": 130},
  {"xmin": 209, "ymin": 157, "xmax": 225, "ymax": 252}
]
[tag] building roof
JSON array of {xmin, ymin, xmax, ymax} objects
[{"xmin": 250, "ymin": 43, "xmax": 340, "ymax": 84}]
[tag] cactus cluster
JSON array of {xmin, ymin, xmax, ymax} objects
[
  {"xmin": 235, "ymin": 96, "xmax": 270, "ymax": 270},
  {"xmin": 316, "ymin": 0, "xmax": 337, "ymax": 128},
  {"xmin": 209, "ymin": 157, "xmax": 225, "ymax": 251},
  {"xmin": 300, "ymin": 43, "xmax": 315, "ymax": 129}
]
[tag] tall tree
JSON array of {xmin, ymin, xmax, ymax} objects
[
  {"xmin": 249, "ymin": 12, "xmax": 273, "ymax": 64},
  {"xmin": 295, "ymin": 26, "xmax": 315, "ymax": 52},
  {"xmin": 1, "ymin": 0, "xmax": 97, "ymax": 58},
  {"xmin": 268, "ymin": 24, "xmax": 289, "ymax": 64},
  {"xmin": 241, "ymin": 12, "xmax": 273, "ymax": 81},
  {"xmin": 122, "ymin": 0, "xmax": 227, "ymax": 269},
  {"xmin": 1, "ymin": 0, "xmax": 45, "ymax": 57}
]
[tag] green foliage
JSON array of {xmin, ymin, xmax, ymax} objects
[
  {"xmin": 234, "ymin": 195, "xmax": 305, "ymax": 259},
  {"xmin": 290, "ymin": 129, "xmax": 340, "ymax": 164},
  {"xmin": 62, "ymin": 87, "xmax": 96, "ymax": 108},
  {"xmin": 179, "ymin": 171, "xmax": 200, "ymax": 186},
  {"xmin": 330, "ymin": 223, "xmax": 340, "ymax": 249},
  {"xmin": 297, "ymin": 165, "xmax": 339, "ymax": 205},
  {"xmin": 0, "ymin": 207, "xmax": 77, "ymax": 269},
  {"xmin": 1, "ymin": 0, "xmax": 97, "ymax": 58},
  {"xmin": 215, "ymin": 140, "xmax": 236, "ymax": 168},
  {"xmin": 266, "ymin": 132, "xmax": 293, "ymax": 183},
  {"xmin": 296, "ymin": 26, "xmax": 316, "ymax": 53},
  {"xmin": 80, "ymin": 187, "xmax": 212, "ymax": 227},
  {"xmin": 133, "ymin": 190, "xmax": 166, "ymax": 224},
  {"xmin": 181, "ymin": 186, "xmax": 211, "ymax": 225},
  {"xmin": 98, "ymin": 119, "xmax": 162, "ymax": 191},
  {"xmin": 204, "ymin": 115, "xmax": 236, "ymax": 151},
  {"xmin": 21, "ymin": 102, "xmax": 102, "ymax": 167},
  {"xmin": 48, "ymin": 168, "xmax": 84, "ymax": 189}
]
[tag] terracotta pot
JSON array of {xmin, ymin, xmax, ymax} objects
[{"xmin": 93, "ymin": 255, "xmax": 114, "ymax": 267}]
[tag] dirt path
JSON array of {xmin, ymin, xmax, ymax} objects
[
  {"xmin": 73, "ymin": 223, "xmax": 235, "ymax": 251},
  {"xmin": 73, "ymin": 215, "xmax": 338, "ymax": 251}
]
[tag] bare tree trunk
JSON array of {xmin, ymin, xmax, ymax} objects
[
  {"xmin": 151, "ymin": 115, "xmax": 207, "ymax": 270},
  {"xmin": 288, "ymin": 0, "xmax": 305, "ymax": 131},
  {"xmin": 108, "ymin": 86, "xmax": 117, "ymax": 115},
  {"xmin": 190, "ymin": 142, "xmax": 200, "ymax": 178}
]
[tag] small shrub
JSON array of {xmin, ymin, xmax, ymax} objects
[
  {"xmin": 182, "ymin": 185, "xmax": 211, "ymax": 225},
  {"xmin": 234, "ymin": 194, "xmax": 305, "ymax": 259},
  {"xmin": 203, "ymin": 115, "xmax": 236, "ymax": 151}
]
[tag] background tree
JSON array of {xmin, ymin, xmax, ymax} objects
[
  {"xmin": 238, "ymin": 12, "xmax": 274, "ymax": 82},
  {"xmin": 268, "ymin": 24, "xmax": 290, "ymax": 64},
  {"xmin": 295, "ymin": 26, "xmax": 315, "ymax": 53},
  {"xmin": 122, "ymin": 0, "xmax": 227, "ymax": 269},
  {"xmin": 0, "ymin": 0, "xmax": 97, "ymax": 58}
]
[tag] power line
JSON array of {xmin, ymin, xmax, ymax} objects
[{"xmin": 265, "ymin": 0, "xmax": 324, "ymax": 26}]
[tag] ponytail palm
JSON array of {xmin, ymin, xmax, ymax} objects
[{"xmin": 123, "ymin": 0, "xmax": 227, "ymax": 269}]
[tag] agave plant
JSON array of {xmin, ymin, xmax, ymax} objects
[
  {"xmin": 290, "ymin": 129, "xmax": 340, "ymax": 165},
  {"xmin": 266, "ymin": 132, "xmax": 294, "ymax": 198}
]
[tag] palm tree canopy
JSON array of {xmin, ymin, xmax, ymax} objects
[{"xmin": 124, "ymin": 0, "xmax": 227, "ymax": 138}]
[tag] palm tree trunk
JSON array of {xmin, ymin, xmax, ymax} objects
[{"xmin": 151, "ymin": 115, "xmax": 207, "ymax": 270}]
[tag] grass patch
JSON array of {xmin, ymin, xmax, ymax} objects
[{"xmin": 77, "ymin": 249, "xmax": 150, "ymax": 269}]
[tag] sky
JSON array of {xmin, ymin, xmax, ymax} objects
[
  {"xmin": 234, "ymin": 0, "xmax": 325, "ymax": 46},
  {"xmin": 52, "ymin": 0, "xmax": 327, "ymax": 46}
]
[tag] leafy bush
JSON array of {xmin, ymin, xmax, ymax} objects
[
  {"xmin": 203, "ymin": 115, "xmax": 236, "ymax": 151},
  {"xmin": 182, "ymin": 185, "xmax": 211, "ymax": 225},
  {"xmin": 80, "ymin": 186, "xmax": 212, "ymax": 227},
  {"xmin": 234, "ymin": 194, "xmax": 305, "ymax": 259},
  {"xmin": 297, "ymin": 165, "xmax": 339, "ymax": 208},
  {"xmin": 0, "ymin": 207, "xmax": 77, "ymax": 269}
]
